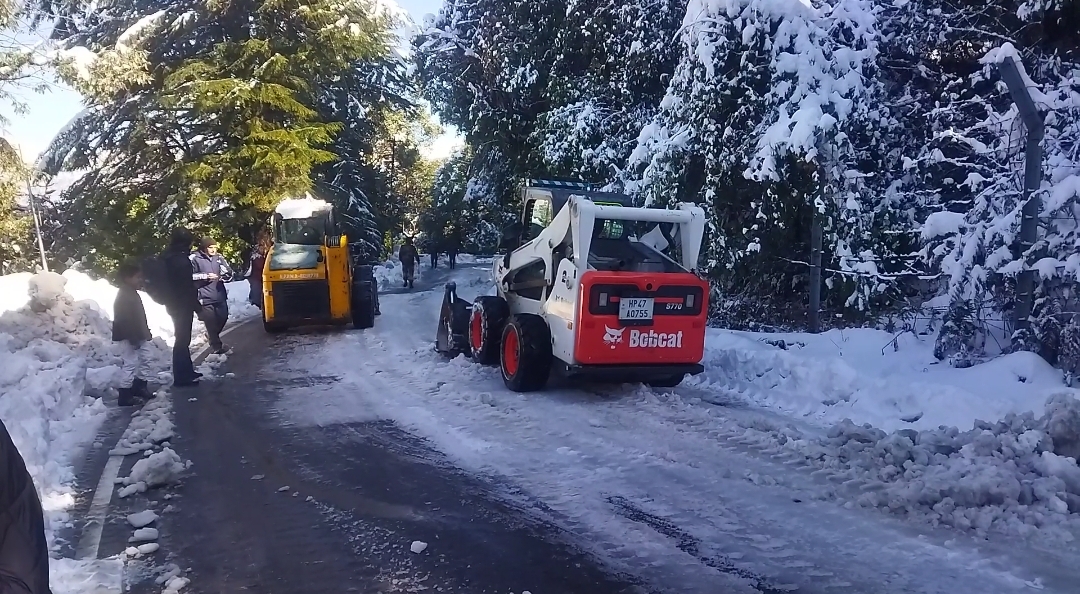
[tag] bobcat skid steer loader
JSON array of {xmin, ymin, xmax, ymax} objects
[{"xmin": 436, "ymin": 179, "xmax": 709, "ymax": 393}]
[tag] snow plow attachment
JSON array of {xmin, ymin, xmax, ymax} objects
[{"xmin": 435, "ymin": 282, "xmax": 472, "ymax": 357}]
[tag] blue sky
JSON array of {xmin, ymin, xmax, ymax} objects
[{"xmin": 1, "ymin": 0, "xmax": 453, "ymax": 162}]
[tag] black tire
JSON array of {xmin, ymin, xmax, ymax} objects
[
  {"xmin": 646, "ymin": 375, "xmax": 685, "ymax": 389},
  {"xmin": 469, "ymin": 296, "xmax": 509, "ymax": 364},
  {"xmin": 351, "ymin": 286, "xmax": 375, "ymax": 330},
  {"xmin": 263, "ymin": 319, "xmax": 286, "ymax": 334},
  {"xmin": 353, "ymin": 298, "xmax": 375, "ymax": 329},
  {"xmin": 500, "ymin": 314, "xmax": 552, "ymax": 393}
]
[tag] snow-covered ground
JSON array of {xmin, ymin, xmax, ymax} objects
[
  {"xmin": 0, "ymin": 268, "xmax": 259, "ymax": 592},
  {"xmin": 268, "ymin": 263, "xmax": 1080, "ymax": 593}
]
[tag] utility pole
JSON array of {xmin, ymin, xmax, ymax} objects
[
  {"xmin": 23, "ymin": 166, "xmax": 49, "ymax": 272},
  {"xmin": 998, "ymin": 55, "xmax": 1044, "ymax": 334},
  {"xmin": 808, "ymin": 138, "xmax": 827, "ymax": 334}
]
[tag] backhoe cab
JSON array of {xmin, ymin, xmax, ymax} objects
[
  {"xmin": 437, "ymin": 179, "xmax": 709, "ymax": 392},
  {"xmin": 261, "ymin": 195, "xmax": 377, "ymax": 333}
]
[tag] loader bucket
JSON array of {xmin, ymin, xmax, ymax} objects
[{"xmin": 435, "ymin": 282, "xmax": 472, "ymax": 357}]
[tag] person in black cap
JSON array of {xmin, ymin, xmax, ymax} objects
[
  {"xmin": 161, "ymin": 228, "xmax": 201, "ymax": 386},
  {"xmin": 190, "ymin": 237, "xmax": 235, "ymax": 354}
]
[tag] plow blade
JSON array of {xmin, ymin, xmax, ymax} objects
[{"xmin": 435, "ymin": 282, "xmax": 472, "ymax": 357}]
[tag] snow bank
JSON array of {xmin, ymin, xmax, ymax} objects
[
  {"xmin": 224, "ymin": 279, "xmax": 261, "ymax": 322},
  {"xmin": 689, "ymin": 326, "xmax": 1080, "ymax": 538},
  {"xmin": 724, "ymin": 392, "xmax": 1080, "ymax": 540},
  {"xmin": 0, "ymin": 270, "xmax": 172, "ymax": 548},
  {"xmin": 691, "ymin": 328, "xmax": 1064, "ymax": 432},
  {"xmin": 373, "ymin": 260, "xmax": 400, "ymax": 291}
]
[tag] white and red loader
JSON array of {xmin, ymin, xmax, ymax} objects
[{"xmin": 436, "ymin": 180, "xmax": 709, "ymax": 392}]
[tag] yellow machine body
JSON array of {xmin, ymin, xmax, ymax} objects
[{"xmin": 261, "ymin": 197, "xmax": 375, "ymax": 332}]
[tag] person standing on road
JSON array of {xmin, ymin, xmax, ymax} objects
[
  {"xmin": 162, "ymin": 228, "xmax": 201, "ymax": 387},
  {"xmin": 112, "ymin": 262, "xmax": 154, "ymax": 407},
  {"xmin": 191, "ymin": 237, "xmax": 235, "ymax": 354},
  {"xmin": 447, "ymin": 228, "xmax": 462, "ymax": 270},
  {"xmin": 0, "ymin": 419, "xmax": 52, "ymax": 594},
  {"xmin": 398, "ymin": 237, "xmax": 419, "ymax": 289},
  {"xmin": 248, "ymin": 229, "xmax": 272, "ymax": 310}
]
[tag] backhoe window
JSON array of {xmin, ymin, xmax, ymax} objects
[
  {"xmin": 587, "ymin": 218, "xmax": 684, "ymax": 273},
  {"xmin": 595, "ymin": 219, "xmax": 627, "ymax": 240},
  {"xmin": 525, "ymin": 199, "xmax": 552, "ymax": 243},
  {"xmin": 276, "ymin": 216, "xmax": 328, "ymax": 246}
]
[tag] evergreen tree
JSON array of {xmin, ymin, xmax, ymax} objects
[
  {"xmin": 33, "ymin": 0, "xmax": 408, "ymax": 273},
  {"xmin": 537, "ymin": 0, "xmax": 684, "ymax": 184}
]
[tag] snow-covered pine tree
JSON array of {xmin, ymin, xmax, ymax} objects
[
  {"xmin": 414, "ymin": 0, "xmax": 564, "ymax": 182},
  {"xmin": 914, "ymin": 0, "xmax": 1080, "ymax": 362},
  {"xmin": 624, "ymin": 0, "xmax": 907, "ymax": 327},
  {"xmin": 315, "ymin": 56, "xmax": 416, "ymax": 260},
  {"xmin": 537, "ymin": 0, "xmax": 684, "ymax": 185}
]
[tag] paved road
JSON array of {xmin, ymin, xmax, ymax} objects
[{"xmin": 116, "ymin": 263, "xmax": 645, "ymax": 594}]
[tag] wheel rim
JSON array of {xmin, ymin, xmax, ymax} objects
[
  {"xmin": 470, "ymin": 309, "xmax": 484, "ymax": 351},
  {"xmin": 503, "ymin": 326, "xmax": 520, "ymax": 377}
]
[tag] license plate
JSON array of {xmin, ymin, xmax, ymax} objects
[{"xmin": 619, "ymin": 297, "xmax": 654, "ymax": 321}]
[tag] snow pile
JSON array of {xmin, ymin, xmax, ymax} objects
[
  {"xmin": 690, "ymin": 328, "xmax": 1064, "ymax": 432},
  {"xmin": 373, "ymin": 260, "xmax": 401, "ymax": 290},
  {"xmin": 50, "ymin": 558, "xmax": 123, "ymax": 594},
  {"xmin": 118, "ymin": 447, "xmax": 187, "ymax": 498},
  {"xmin": 729, "ymin": 392, "xmax": 1080, "ymax": 539},
  {"xmin": 110, "ymin": 393, "xmax": 175, "ymax": 456},
  {"xmin": 225, "ymin": 280, "xmax": 261, "ymax": 322},
  {"xmin": 0, "ymin": 270, "xmax": 172, "ymax": 544}
]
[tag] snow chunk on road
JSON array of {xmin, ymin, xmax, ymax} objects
[
  {"xmin": 127, "ymin": 510, "xmax": 159, "ymax": 528},
  {"xmin": 117, "ymin": 483, "xmax": 146, "ymax": 498},
  {"xmin": 111, "ymin": 395, "xmax": 175, "ymax": 455},
  {"xmin": 124, "ymin": 448, "xmax": 186, "ymax": 488},
  {"xmin": 129, "ymin": 527, "xmax": 159, "ymax": 543},
  {"xmin": 410, "ymin": 540, "xmax": 428, "ymax": 554},
  {"xmin": 163, "ymin": 576, "xmax": 190, "ymax": 593}
]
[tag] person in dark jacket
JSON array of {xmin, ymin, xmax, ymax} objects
[
  {"xmin": 446, "ymin": 228, "xmax": 462, "ymax": 270},
  {"xmin": 248, "ymin": 229, "xmax": 272, "ymax": 309},
  {"xmin": 0, "ymin": 419, "xmax": 52, "ymax": 594},
  {"xmin": 112, "ymin": 262, "xmax": 154, "ymax": 407},
  {"xmin": 398, "ymin": 237, "xmax": 419, "ymax": 289},
  {"xmin": 162, "ymin": 228, "xmax": 201, "ymax": 387},
  {"xmin": 190, "ymin": 237, "xmax": 235, "ymax": 354}
]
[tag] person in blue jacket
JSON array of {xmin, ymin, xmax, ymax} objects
[{"xmin": 190, "ymin": 237, "xmax": 235, "ymax": 354}]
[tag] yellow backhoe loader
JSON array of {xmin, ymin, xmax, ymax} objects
[{"xmin": 261, "ymin": 195, "xmax": 377, "ymax": 333}]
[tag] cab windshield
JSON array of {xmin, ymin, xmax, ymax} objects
[{"xmin": 276, "ymin": 216, "xmax": 328, "ymax": 246}]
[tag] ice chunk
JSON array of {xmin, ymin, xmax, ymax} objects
[
  {"xmin": 410, "ymin": 540, "xmax": 428, "ymax": 554},
  {"xmin": 117, "ymin": 482, "xmax": 146, "ymax": 498},
  {"xmin": 127, "ymin": 510, "xmax": 159, "ymax": 528},
  {"xmin": 164, "ymin": 576, "xmax": 190, "ymax": 593},
  {"xmin": 124, "ymin": 448, "xmax": 186, "ymax": 488},
  {"xmin": 129, "ymin": 527, "xmax": 159, "ymax": 543}
]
